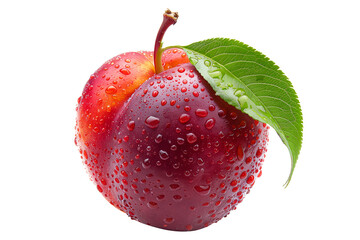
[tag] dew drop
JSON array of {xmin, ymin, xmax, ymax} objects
[
  {"xmin": 239, "ymin": 120, "xmax": 246, "ymax": 128},
  {"xmin": 170, "ymin": 184, "xmax": 180, "ymax": 190},
  {"xmin": 184, "ymin": 106, "xmax": 191, "ymax": 111},
  {"xmin": 247, "ymin": 175, "xmax": 255, "ymax": 184},
  {"xmin": 240, "ymin": 171, "xmax": 247, "ymax": 179},
  {"xmin": 105, "ymin": 85, "xmax": 117, "ymax": 94},
  {"xmin": 256, "ymin": 148, "xmax": 263, "ymax": 158},
  {"xmin": 218, "ymin": 110, "xmax": 226, "ymax": 118},
  {"xmin": 181, "ymin": 87, "xmax": 187, "ymax": 92},
  {"xmin": 155, "ymin": 134, "xmax": 163, "ymax": 143},
  {"xmin": 106, "ymin": 105, "xmax": 112, "ymax": 112},
  {"xmin": 189, "ymin": 57, "xmax": 198, "ymax": 65},
  {"xmin": 152, "ymin": 90, "xmax": 159, "ymax": 97},
  {"xmin": 145, "ymin": 116, "xmax": 160, "ymax": 128},
  {"xmin": 205, "ymin": 118, "xmax": 215, "ymax": 130},
  {"xmin": 230, "ymin": 112, "xmax": 237, "ymax": 120},
  {"xmin": 185, "ymin": 124, "xmax": 193, "ymax": 131},
  {"xmin": 164, "ymin": 217, "xmax": 174, "ymax": 224},
  {"xmin": 147, "ymin": 201, "xmax": 158, "ymax": 209},
  {"xmin": 218, "ymin": 131, "xmax": 225, "ymax": 139},
  {"xmin": 178, "ymin": 67, "xmax": 185, "ymax": 73},
  {"xmin": 93, "ymin": 126, "xmax": 100, "ymax": 133},
  {"xmin": 173, "ymin": 195, "xmax": 182, "ymax": 201},
  {"xmin": 142, "ymin": 158, "xmax": 151, "ymax": 169},
  {"xmin": 127, "ymin": 121, "xmax": 135, "ymax": 131},
  {"xmin": 237, "ymin": 145, "xmax": 244, "ymax": 160},
  {"xmin": 204, "ymin": 60, "xmax": 211, "ymax": 67},
  {"xmin": 177, "ymin": 138, "xmax": 185, "ymax": 145},
  {"xmin": 159, "ymin": 150, "xmax": 169, "ymax": 160},
  {"xmin": 179, "ymin": 114, "xmax": 191, "ymax": 123},
  {"xmin": 173, "ymin": 162, "xmax": 180, "ymax": 169},
  {"xmin": 186, "ymin": 133, "xmax": 197, "ymax": 144},
  {"xmin": 120, "ymin": 68, "xmax": 131, "ymax": 75},
  {"xmin": 194, "ymin": 185, "xmax": 211, "ymax": 195},
  {"xmin": 120, "ymin": 170, "xmax": 128, "ymax": 177},
  {"xmin": 100, "ymin": 178, "xmax": 107, "ymax": 185},
  {"xmin": 195, "ymin": 109, "xmax": 208, "ymax": 117},
  {"xmin": 230, "ymin": 180, "xmax": 237, "ymax": 186},
  {"xmin": 157, "ymin": 194, "xmax": 165, "ymax": 201},
  {"xmin": 97, "ymin": 185, "xmax": 103, "ymax": 193}
]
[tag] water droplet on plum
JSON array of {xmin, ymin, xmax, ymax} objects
[
  {"xmin": 177, "ymin": 138, "xmax": 185, "ymax": 145},
  {"xmin": 186, "ymin": 133, "xmax": 197, "ymax": 144},
  {"xmin": 237, "ymin": 145, "xmax": 244, "ymax": 160},
  {"xmin": 195, "ymin": 109, "xmax": 208, "ymax": 117},
  {"xmin": 120, "ymin": 68, "xmax": 131, "ymax": 75},
  {"xmin": 152, "ymin": 90, "xmax": 159, "ymax": 97},
  {"xmin": 178, "ymin": 67, "xmax": 185, "ymax": 73},
  {"xmin": 145, "ymin": 116, "xmax": 160, "ymax": 128},
  {"xmin": 164, "ymin": 217, "xmax": 174, "ymax": 224},
  {"xmin": 159, "ymin": 150, "xmax": 169, "ymax": 160},
  {"xmin": 194, "ymin": 185, "xmax": 211, "ymax": 195},
  {"xmin": 173, "ymin": 195, "xmax": 182, "ymax": 201},
  {"xmin": 205, "ymin": 118, "xmax": 215, "ymax": 130},
  {"xmin": 155, "ymin": 134, "xmax": 163, "ymax": 143},
  {"xmin": 142, "ymin": 158, "xmax": 151, "ymax": 169},
  {"xmin": 105, "ymin": 85, "xmax": 117, "ymax": 94},
  {"xmin": 246, "ymin": 175, "xmax": 255, "ymax": 184},
  {"xmin": 170, "ymin": 184, "xmax": 180, "ymax": 190},
  {"xmin": 147, "ymin": 201, "xmax": 158, "ymax": 209},
  {"xmin": 218, "ymin": 110, "xmax": 226, "ymax": 118},
  {"xmin": 127, "ymin": 121, "xmax": 135, "ymax": 131},
  {"xmin": 179, "ymin": 114, "xmax": 190, "ymax": 123}
]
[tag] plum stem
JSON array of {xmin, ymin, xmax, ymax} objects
[{"xmin": 154, "ymin": 9, "xmax": 178, "ymax": 74}]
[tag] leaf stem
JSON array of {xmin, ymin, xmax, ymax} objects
[{"xmin": 154, "ymin": 9, "xmax": 178, "ymax": 74}]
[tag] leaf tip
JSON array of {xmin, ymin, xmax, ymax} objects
[{"xmin": 283, "ymin": 151, "xmax": 299, "ymax": 188}]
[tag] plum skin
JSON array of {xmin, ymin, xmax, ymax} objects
[{"xmin": 97, "ymin": 63, "xmax": 269, "ymax": 231}]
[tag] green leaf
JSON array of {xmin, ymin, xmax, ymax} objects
[{"xmin": 179, "ymin": 38, "xmax": 303, "ymax": 186}]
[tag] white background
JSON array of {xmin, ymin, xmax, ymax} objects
[{"xmin": 1, "ymin": 0, "xmax": 359, "ymax": 239}]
